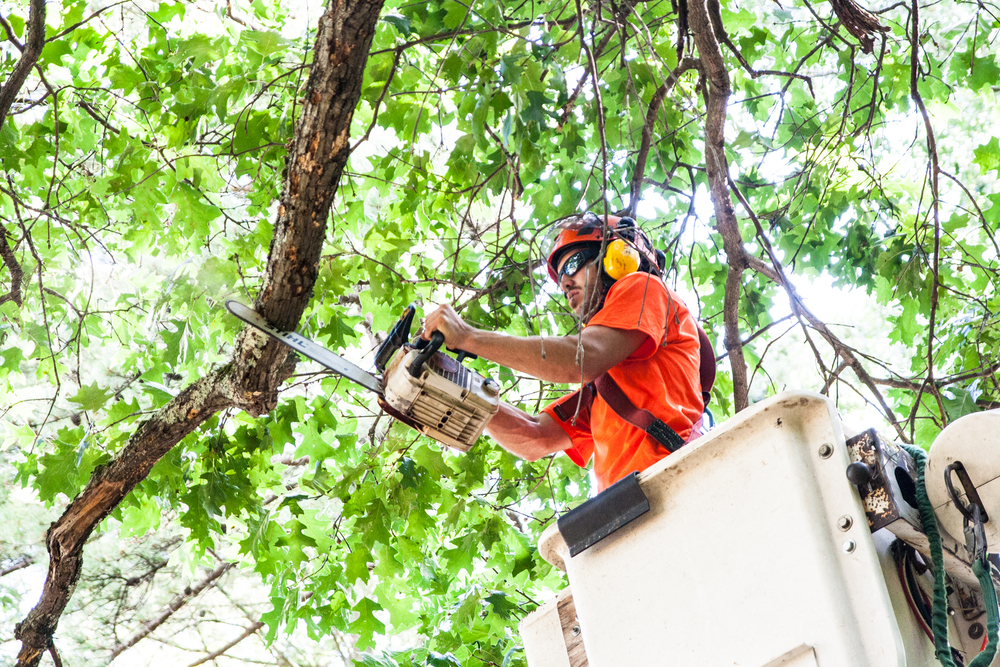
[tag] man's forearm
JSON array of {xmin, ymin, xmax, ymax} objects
[
  {"xmin": 486, "ymin": 403, "xmax": 571, "ymax": 461},
  {"xmin": 422, "ymin": 303, "xmax": 646, "ymax": 383},
  {"xmin": 462, "ymin": 329, "xmax": 594, "ymax": 384}
]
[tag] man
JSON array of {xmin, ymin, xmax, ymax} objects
[{"xmin": 423, "ymin": 213, "xmax": 705, "ymax": 493}]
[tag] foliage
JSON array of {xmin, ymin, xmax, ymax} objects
[{"xmin": 1, "ymin": 0, "xmax": 998, "ymax": 662}]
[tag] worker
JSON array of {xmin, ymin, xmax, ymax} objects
[{"xmin": 423, "ymin": 212, "xmax": 707, "ymax": 493}]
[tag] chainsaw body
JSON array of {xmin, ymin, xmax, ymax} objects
[
  {"xmin": 375, "ymin": 307, "xmax": 501, "ymax": 451},
  {"xmin": 381, "ymin": 337, "xmax": 500, "ymax": 451}
]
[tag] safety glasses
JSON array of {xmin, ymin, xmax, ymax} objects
[{"xmin": 557, "ymin": 247, "xmax": 599, "ymax": 281}]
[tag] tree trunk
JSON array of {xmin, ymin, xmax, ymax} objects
[{"xmin": 13, "ymin": 0, "xmax": 386, "ymax": 663}]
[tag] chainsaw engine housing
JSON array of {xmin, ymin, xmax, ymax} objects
[{"xmin": 383, "ymin": 345, "xmax": 500, "ymax": 451}]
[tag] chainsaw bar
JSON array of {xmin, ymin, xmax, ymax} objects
[{"xmin": 226, "ymin": 300, "xmax": 383, "ymax": 396}]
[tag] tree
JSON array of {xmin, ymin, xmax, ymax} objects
[{"xmin": 1, "ymin": 0, "xmax": 998, "ymax": 663}]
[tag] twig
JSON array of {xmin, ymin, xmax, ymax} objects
[
  {"xmin": 185, "ymin": 621, "xmax": 266, "ymax": 667},
  {"xmin": 108, "ymin": 563, "xmax": 236, "ymax": 660}
]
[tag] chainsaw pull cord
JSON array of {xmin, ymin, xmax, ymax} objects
[{"xmin": 901, "ymin": 444, "xmax": 999, "ymax": 667}]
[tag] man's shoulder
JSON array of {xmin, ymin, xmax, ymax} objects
[{"xmin": 606, "ymin": 271, "xmax": 668, "ymax": 298}]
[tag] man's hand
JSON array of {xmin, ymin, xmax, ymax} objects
[{"xmin": 422, "ymin": 304, "xmax": 477, "ymax": 350}]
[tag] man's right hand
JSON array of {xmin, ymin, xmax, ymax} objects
[{"xmin": 422, "ymin": 303, "xmax": 477, "ymax": 351}]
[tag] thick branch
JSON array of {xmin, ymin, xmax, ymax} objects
[
  {"xmin": 0, "ymin": 0, "xmax": 45, "ymax": 129},
  {"xmin": 686, "ymin": 0, "xmax": 750, "ymax": 411},
  {"xmin": 14, "ymin": 0, "xmax": 386, "ymax": 663},
  {"xmin": 0, "ymin": 224, "xmax": 23, "ymax": 306}
]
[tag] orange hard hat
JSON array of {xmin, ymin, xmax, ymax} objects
[{"xmin": 546, "ymin": 212, "xmax": 660, "ymax": 282}]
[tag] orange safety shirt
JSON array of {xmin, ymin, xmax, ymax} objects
[{"xmin": 542, "ymin": 272, "xmax": 703, "ymax": 492}]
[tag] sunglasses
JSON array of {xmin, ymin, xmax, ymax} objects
[{"xmin": 557, "ymin": 248, "xmax": 599, "ymax": 281}]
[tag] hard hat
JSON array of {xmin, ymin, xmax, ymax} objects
[{"xmin": 546, "ymin": 212, "xmax": 660, "ymax": 282}]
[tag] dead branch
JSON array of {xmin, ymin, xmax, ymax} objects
[{"xmin": 108, "ymin": 563, "xmax": 236, "ymax": 661}]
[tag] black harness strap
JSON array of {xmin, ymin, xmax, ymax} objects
[{"xmin": 593, "ymin": 374, "xmax": 686, "ymax": 452}]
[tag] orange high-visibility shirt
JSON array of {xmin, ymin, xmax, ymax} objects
[{"xmin": 543, "ymin": 272, "xmax": 703, "ymax": 492}]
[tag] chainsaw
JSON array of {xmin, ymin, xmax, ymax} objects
[{"xmin": 226, "ymin": 301, "xmax": 501, "ymax": 451}]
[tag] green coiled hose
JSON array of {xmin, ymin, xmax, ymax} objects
[{"xmin": 901, "ymin": 444, "xmax": 998, "ymax": 667}]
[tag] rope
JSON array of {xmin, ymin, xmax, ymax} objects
[{"xmin": 902, "ymin": 444, "xmax": 1000, "ymax": 667}]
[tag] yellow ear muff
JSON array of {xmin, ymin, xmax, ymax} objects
[{"xmin": 603, "ymin": 238, "xmax": 640, "ymax": 280}]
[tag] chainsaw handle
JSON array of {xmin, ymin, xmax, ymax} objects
[
  {"xmin": 412, "ymin": 332, "xmax": 478, "ymax": 363},
  {"xmin": 410, "ymin": 331, "xmax": 445, "ymax": 377}
]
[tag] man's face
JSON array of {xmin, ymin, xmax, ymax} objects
[{"xmin": 556, "ymin": 247, "xmax": 602, "ymax": 316}]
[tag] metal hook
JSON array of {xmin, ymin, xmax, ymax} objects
[{"xmin": 944, "ymin": 461, "xmax": 990, "ymax": 524}]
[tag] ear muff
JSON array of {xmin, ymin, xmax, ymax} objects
[{"xmin": 603, "ymin": 238, "xmax": 641, "ymax": 280}]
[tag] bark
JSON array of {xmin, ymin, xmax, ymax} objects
[
  {"xmin": 827, "ymin": 0, "xmax": 887, "ymax": 54},
  {"xmin": 685, "ymin": 0, "xmax": 750, "ymax": 412},
  {"xmin": 0, "ymin": 0, "xmax": 45, "ymax": 129},
  {"xmin": 0, "ymin": 224, "xmax": 24, "ymax": 307},
  {"xmin": 13, "ymin": 0, "xmax": 386, "ymax": 664}
]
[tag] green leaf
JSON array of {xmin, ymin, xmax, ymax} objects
[
  {"xmin": 383, "ymin": 14, "xmax": 411, "ymax": 35},
  {"xmin": 973, "ymin": 137, "xmax": 1000, "ymax": 176},
  {"xmin": 348, "ymin": 597, "xmax": 386, "ymax": 650},
  {"xmin": 942, "ymin": 388, "xmax": 978, "ymax": 421},
  {"xmin": 67, "ymin": 381, "xmax": 113, "ymax": 412}
]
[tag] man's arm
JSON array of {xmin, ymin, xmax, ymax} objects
[
  {"xmin": 423, "ymin": 304, "xmax": 646, "ymax": 384},
  {"xmin": 486, "ymin": 402, "xmax": 573, "ymax": 461}
]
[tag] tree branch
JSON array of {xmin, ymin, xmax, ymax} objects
[
  {"xmin": 0, "ymin": 224, "xmax": 23, "ymax": 306},
  {"xmin": 1, "ymin": 555, "xmax": 34, "ymax": 577},
  {"xmin": 627, "ymin": 57, "xmax": 700, "ymax": 216},
  {"xmin": 185, "ymin": 621, "xmax": 266, "ymax": 667},
  {"xmin": 686, "ymin": 0, "xmax": 750, "ymax": 411},
  {"xmin": 0, "ymin": 0, "xmax": 45, "ymax": 129}
]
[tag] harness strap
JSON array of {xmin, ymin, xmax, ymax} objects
[
  {"xmin": 551, "ymin": 383, "xmax": 596, "ymax": 423},
  {"xmin": 594, "ymin": 374, "xmax": 686, "ymax": 452}
]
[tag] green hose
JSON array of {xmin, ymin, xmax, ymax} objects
[
  {"xmin": 969, "ymin": 559, "xmax": 998, "ymax": 667},
  {"xmin": 901, "ymin": 444, "xmax": 999, "ymax": 667},
  {"xmin": 902, "ymin": 444, "xmax": 956, "ymax": 667}
]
